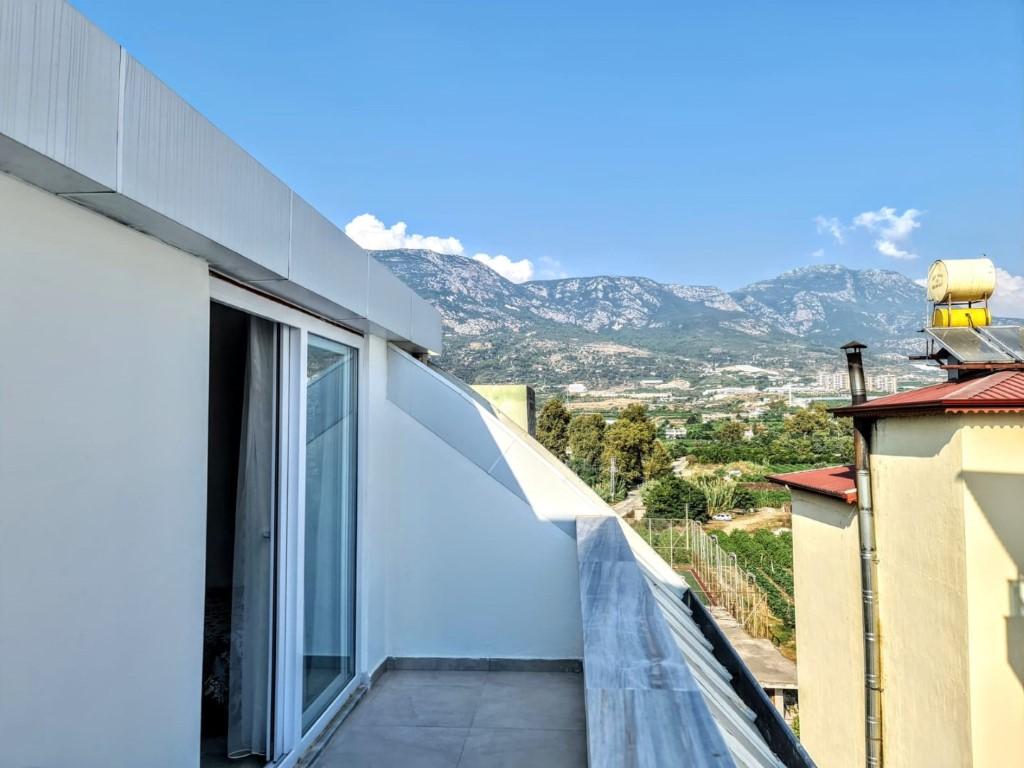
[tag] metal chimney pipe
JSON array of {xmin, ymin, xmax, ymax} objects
[{"xmin": 842, "ymin": 341, "xmax": 883, "ymax": 768}]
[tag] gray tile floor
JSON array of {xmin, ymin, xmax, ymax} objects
[{"xmin": 313, "ymin": 670, "xmax": 588, "ymax": 768}]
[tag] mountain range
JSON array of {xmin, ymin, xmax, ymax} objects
[{"xmin": 371, "ymin": 249, "xmax": 929, "ymax": 388}]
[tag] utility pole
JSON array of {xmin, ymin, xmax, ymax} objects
[{"xmin": 609, "ymin": 456, "xmax": 617, "ymax": 501}]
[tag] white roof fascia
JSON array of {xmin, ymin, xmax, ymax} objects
[{"xmin": 0, "ymin": 0, "xmax": 442, "ymax": 354}]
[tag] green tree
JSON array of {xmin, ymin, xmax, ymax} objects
[
  {"xmin": 602, "ymin": 407, "xmax": 657, "ymax": 488},
  {"xmin": 715, "ymin": 420, "xmax": 746, "ymax": 446},
  {"xmin": 619, "ymin": 402, "xmax": 651, "ymax": 424},
  {"xmin": 685, "ymin": 421, "xmax": 713, "ymax": 440},
  {"xmin": 666, "ymin": 440, "xmax": 689, "ymax": 459},
  {"xmin": 643, "ymin": 440, "xmax": 673, "ymax": 480},
  {"xmin": 768, "ymin": 402, "xmax": 852, "ymax": 465},
  {"xmin": 567, "ymin": 413, "xmax": 606, "ymax": 486},
  {"xmin": 642, "ymin": 475, "xmax": 708, "ymax": 520},
  {"xmin": 536, "ymin": 398, "xmax": 571, "ymax": 460}
]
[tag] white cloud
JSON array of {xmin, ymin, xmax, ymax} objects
[
  {"xmin": 344, "ymin": 213, "xmax": 464, "ymax": 255},
  {"xmin": 991, "ymin": 268, "xmax": 1024, "ymax": 319},
  {"xmin": 811, "ymin": 248, "xmax": 825, "ymax": 260},
  {"xmin": 853, "ymin": 206, "xmax": 922, "ymax": 260},
  {"xmin": 875, "ymin": 239, "xmax": 916, "ymax": 260},
  {"xmin": 344, "ymin": 212, "xmax": 566, "ymax": 284},
  {"xmin": 853, "ymin": 207, "xmax": 922, "ymax": 240},
  {"xmin": 814, "ymin": 215, "xmax": 845, "ymax": 244},
  {"xmin": 472, "ymin": 252, "xmax": 535, "ymax": 283}
]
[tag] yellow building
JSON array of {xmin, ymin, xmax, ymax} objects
[
  {"xmin": 470, "ymin": 384, "xmax": 537, "ymax": 435},
  {"xmin": 772, "ymin": 371, "xmax": 1024, "ymax": 768}
]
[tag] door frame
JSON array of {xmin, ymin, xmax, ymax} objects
[{"xmin": 209, "ymin": 276, "xmax": 367, "ymax": 768}]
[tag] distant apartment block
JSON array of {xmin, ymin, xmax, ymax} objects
[
  {"xmin": 815, "ymin": 370, "xmax": 851, "ymax": 392},
  {"xmin": 868, "ymin": 373, "xmax": 898, "ymax": 393},
  {"xmin": 816, "ymin": 370, "xmax": 897, "ymax": 394}
]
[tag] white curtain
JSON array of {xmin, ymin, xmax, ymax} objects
[{"xmin": 228, "ymin": 317, "xmax": 276, "ymax": 758}]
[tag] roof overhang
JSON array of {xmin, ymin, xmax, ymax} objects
[
  {"xmin": 830, "ymin": 370, "xmax": 1024, "ymax": 419},
  {"xmin": 831, "ymin": 402, "xmax": 1024, "ymax": 419},
  {"xmin": 0, "ymin": 0, "xmax": 442, "ymax": 355},
  {"xmin": 767, "ymin": 465, "xmax": 858, "ymax": 504}
]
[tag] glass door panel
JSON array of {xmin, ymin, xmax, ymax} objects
[{"xmin": 301, "ymin": 334, "xmax": 358, "ymax": 731}]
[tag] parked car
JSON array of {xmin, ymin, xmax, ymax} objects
[{"xmin": 711, "ymin": 513, "xmax": 733, "ymax": 521}]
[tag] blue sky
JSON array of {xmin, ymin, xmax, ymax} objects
[{"xmin": 74, "ymin": 1, "xmax": 1023, "ymax": 299}]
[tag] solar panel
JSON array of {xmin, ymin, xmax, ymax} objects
[
  {"xmin": 978, "ymin": 325, "xmax": 1024, "ymax": 362},
  {"xmin": 925, "ymin": 327, "xmax": 1014, "ymax": 363}
]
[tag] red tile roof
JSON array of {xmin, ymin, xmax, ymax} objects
[
  {"xmin": 831, "ymin": 371, "xmax": 1024, "ymax": 418},
  {"xmin": 767, "ymin": 465, "xmax": 857, "ymax": 504}
]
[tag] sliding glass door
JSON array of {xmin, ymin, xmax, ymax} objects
[
  {"xmin": 210, "ymin": 277, "xmax": 363, "ymax": 764},
  {"xmin": 301, "ymin": 334, "xmax": 358, "ymax": 732}
]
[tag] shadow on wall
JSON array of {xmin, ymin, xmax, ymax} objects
[
  {"xmin": 960, "ymin": 469, "xmax": 1024, "ymax": 691},
  {"xmin": 386, "ymin": 346, "xmax": 612, "ymax": 538},
  {"xmin": 792, "ymin": 491, "xmax": 857, "ymax": 531}
]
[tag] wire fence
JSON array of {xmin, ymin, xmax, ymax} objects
[{"xmin": 631, "ymin": 515, "xmax": 776, "ymax": 641}]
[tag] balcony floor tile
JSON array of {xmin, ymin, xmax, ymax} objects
[{"xmin": 312, "ymin": 669, "xmax": 586, "ymax": 768}]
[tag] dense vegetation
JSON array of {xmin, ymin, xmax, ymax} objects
[
  {"xmin": 642, "ymin": 476, "xmax": 708, "ymax": 520},
  {"xmin": 537, "ymin": 396, "xmax": 851, "ymax": 509},
  {"xmin": 681, "ymin": 402, "xmax": 853, "ymax": 466},
  {"xmin": 536, "ymin": 400, "xmax": 671, "ymax": 500},
  {"xmin": 716, "ymin": 529, "xmax": 796, "ymax": 643}
]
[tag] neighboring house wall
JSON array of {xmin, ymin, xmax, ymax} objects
[
  {"xmin": 383, "ymin": 347, "xmax": 612, "ymax": 660},
  {"xmin": 471, "ymin": 384, "xmax": 536, "ymax": 436},
  {"xmin": 872, "ymin": 415, "xmax": 974, "ymax": 767},
  {"xmin": 789, "ymin": 489, "xmax": 865, "ymax": 768},
  {"xmin": 0, "ymin": 172, "xmax": 210, "ymax": 767},
  {"xmin": 959, "ymin": 415, "xmax": 1024, "ymax": 767}
]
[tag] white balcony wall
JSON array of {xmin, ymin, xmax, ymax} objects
[
  {"xmin": 379, "ymin": 347, "xmax": 615, "ymax": 661},
  {"xmin": 0, "ymin": 172, "xmax": 210, "ymax": 768}
]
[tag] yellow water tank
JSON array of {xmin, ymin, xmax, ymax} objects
[
  {"xmin": 931, "ymin": 307, "xmax": 992, "ymax": 328},
  {"xmin": 927, "ymin": 258, "xmax": 996, "ymax": 303}
]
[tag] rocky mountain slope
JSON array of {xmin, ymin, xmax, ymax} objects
[{"xmin": 372, "ymin": 249, "xmax": 928, "ymax": 387}]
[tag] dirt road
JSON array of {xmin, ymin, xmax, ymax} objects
[{"xmin": 704, "ymin": 506, "xmax": 791, "ymax": 533}]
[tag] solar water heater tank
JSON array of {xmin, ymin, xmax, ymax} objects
[{"xmin": 927, "ymin": 258, "xmax": 996, "ymax": 303}]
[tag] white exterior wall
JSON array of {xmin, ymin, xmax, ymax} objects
[
  {"xmin": 0, "ymin": 175, "xmax": 600, "ymax": 768},
  {"xmin": 0, "ymin": 172, "xmax": 210, "ymax": 767},
  {"xmin": 359, "ymin": 334, "xmax": 393, "ymax": 673},
  {"xmin": 378, "ymin": 347, "xmax": 610, "ymax": 660}
]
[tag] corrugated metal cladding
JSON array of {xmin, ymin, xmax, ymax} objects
[
  {"xmin": 288, "ymin": 195, "xmax": 369, "ymax": 319},
  {"xmin": 120, "ymin": 56, "xmax": 292, "ymax": 278},
  {"xmin": 626, "ymin": 531, "xmax": 788, "ymax": 768},
  {"xmin": 0, "ymin": 0, "xmax": 120, "ymax": 190},
  {"xmin": 0, "ymin": 0, "xmax": 443, "ymax": 352}
]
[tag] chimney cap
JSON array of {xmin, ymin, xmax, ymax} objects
[{"xmin": 841, "ymin": 340, "xmax": 867, "ymax": 351}]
